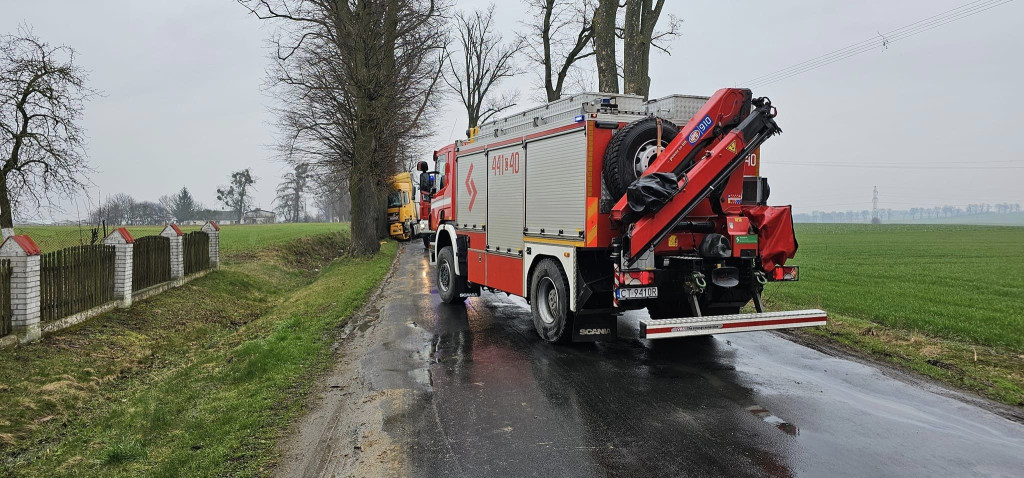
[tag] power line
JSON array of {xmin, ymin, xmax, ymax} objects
[
  {"xmin": 744, "ymin": 0, "xmax": 1013, "ymax": 88},
  {"xmin": 739, "ymin": 0, "xmax": 1016, "ymax": 89},
  {"xmin": 770, "ymin": 160, "xmax": 1020, "ymax": 166},
  {"xmin": 768, "ymin": 162, "xmax": 1024, "ymax": 170}
]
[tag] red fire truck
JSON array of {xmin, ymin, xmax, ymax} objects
[{"xmin": 422, "ymin": 88, "xmax": 826, "ymax": 343}]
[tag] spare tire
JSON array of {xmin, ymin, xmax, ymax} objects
[{"xmin": 602, "ymin": 117, "xmax": 679, "ymax": 200}]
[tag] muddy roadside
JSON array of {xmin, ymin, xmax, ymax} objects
[{"xmin": 272, "ymin": 243, "xmax": 429, "ymax": 477}]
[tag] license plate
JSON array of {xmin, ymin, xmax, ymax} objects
[{"xmin": 615, "ymin": 287, "xmax": 658, "ymax": 300}]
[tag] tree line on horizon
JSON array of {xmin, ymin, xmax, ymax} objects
[{"xmin": 795, "ymin": 203, "xmax": 1023, "ymax": 224}]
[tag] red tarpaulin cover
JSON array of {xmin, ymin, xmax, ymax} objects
[{"xmin": 742, "ymin": 205, "xmax": 798, "ymax": 270}]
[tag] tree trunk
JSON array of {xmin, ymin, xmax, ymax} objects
[
  {"xmin": 349, "ymin": 167, "xmax": 381, "ymax": 256},
  {"xmin": 622, "ymin": 0, "xmax": 661, "ymax": 100},
  {"xmin": 622, "ymin": 1, "xmax": 643, "ymax": 97},
  {"xmin": 374, "ymin": 177, "xmax": 388, "ymax": 240},
  {"xmin": 0, "ymin": 178, "xmax": 14, "ymax": 237},
  {"xmin": 593, "ymin": 0, "xmax": 619, "ymax": 94}
]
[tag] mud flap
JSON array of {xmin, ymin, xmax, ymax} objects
[
  {"xmin": 572, "ymin": 313, "xmax": 618, "ymax": 342},
  {"xmin": 459, "ymin": 283, "xmax": 481, "ymax": 299}
]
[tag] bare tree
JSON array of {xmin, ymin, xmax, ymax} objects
[
  {"xmin": 592, "ymin": 0, "xmax": 619, "ymax": 93},
  {"xmin": 159, "ymin": 186, "xmax": 201, "ymax": 222},
  {"xmin": 622, "ymin": 0, "xmax": 680, "ymax": 99},
  {"xmin": 132, "ymin": 201, "xmax": 172, "ymax": 225},
  {"xmin": 0, "ymin": 27, "xmax": 96, "ymax": 236},
  {"xmin": 240, "ymin": 0, "xmax": 449, "ymax": 255},
  {"xmin": 445, "ymin": 5, "xmax": 524, "ymax": 131},
  {"xmin": 312, "ymin": 169, "xmax": 351, "ymax": 222},
  {"xmin": 217, "ymin": 168, "xmax": 256, "ymax": 223},
  {"xmin": 522, "ymin": 0, "xmax": 595, "ymax": 102},
  {"xmin": 90, "ymin": 193, "xmax": 138, "ymax": 225},
  {"xmin": 275, "ymin": 162, "xmax": 309, "ymax": 222}
]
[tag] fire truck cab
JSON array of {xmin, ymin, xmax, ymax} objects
[{"xmin": 424, "ymin": 89, "xmax": 826, "ymax": 343}]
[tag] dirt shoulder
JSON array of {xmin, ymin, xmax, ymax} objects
[
  {"xmin": 272, "ymin": 243, "xmax": 406, "ymax": 477},
  {"xmin": 273, "ymin": 242, "xmax": 435, "ymax": 478}
]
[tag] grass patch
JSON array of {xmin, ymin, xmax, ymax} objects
[
  {"xmin": 766, "ymin": 223, "xmax": 1024, "ymax": 407},
  {"xmin": 0, "ymin": 231, "xmax": 396, "ymax": 477},
  {"xmin": 15, "ymin": 222, "xmax": 349, "ymax": 253}
]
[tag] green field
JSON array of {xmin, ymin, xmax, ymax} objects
[
  {"xmin": 765, "ymin": 224, "xmax": 1024, "ymax": 406},
  {"xmin": 13, "ymin": 223, "xmax": 349, "ymax": 254},
  {"xmin": 768, "ymin": 224, "xmax": 1024, "ymax": 350}
]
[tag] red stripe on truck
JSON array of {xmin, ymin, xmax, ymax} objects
[
  {"xmin": 645, "ymin": 315, "xmax": 825, "ymax": 335},
  {"xmin": 721, "ymin": 316, "xmax": 826, "ymax": 329}
]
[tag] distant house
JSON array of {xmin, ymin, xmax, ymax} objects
[
  {"xmin": 182, "ymin": 210, "xmax": 239, "ymax": 226},
  {"xmin": 242, "ymin": 208, "xmax": 276, "ymax": 224}
]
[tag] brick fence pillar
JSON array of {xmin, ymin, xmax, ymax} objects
[
  {"xmin": 103, "ymin": 228, "xmax": 135, "ymax": 307},
  {"xmin": 202, "ymin": 221, "xmax": 220, "ymax": 269},
  {"xmin": 0, "ymin": 235, "xmax": 42, "ymax": 343},
  {"xmin": 160, "ymin": 224, "xmax": 184, "ymax": 281}
]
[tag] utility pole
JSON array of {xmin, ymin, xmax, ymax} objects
[{"xmin": 872, "ymin": 186, "xmax": 880, "ymax": 224}]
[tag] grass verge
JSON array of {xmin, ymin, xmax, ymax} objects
[
  {"xmin": 780, "ymin": 309, "xmax": 1024, "ymax": 408},
  {"xmin": 765, "ymin": 224, "xmax": 1024, "ymax": 408},
  {"xmin": 0, "ymin": 232, "xmax": 396, "ymax": 477}
]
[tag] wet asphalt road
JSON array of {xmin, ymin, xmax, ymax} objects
[{"xmin": 356, "ymin": 244, "xmax": 1024, "ymax": 477}]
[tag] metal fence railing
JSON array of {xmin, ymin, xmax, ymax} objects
[
  {"xmin": 183, "ymin": 231, "xmax": 210, "ymax": 276},
  {"xmin": 133, "ymin": 235, "xmax": 171, "ymax": 291},
  {"xmin": 0, "ymin": 259, "xmax": 12, "ymax": 336},
  {"xmin": 40, "ymin": 245, "xmax": 116, "ymax": 322}
]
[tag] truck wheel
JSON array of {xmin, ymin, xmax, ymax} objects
[
  {"xmin": 436, "ymin": 246, "xmax": 465, "ymax": 304},
  {"xmin": 422, "ymin": 235, "xmax": 431, "ymax": 250},
  {"xmin": 602, "ymin": 117, "xmax": 679, "ymax": 199},
  {"xmin": 530, "ymin": 259, "xmax": 574, "ymax": 343}
]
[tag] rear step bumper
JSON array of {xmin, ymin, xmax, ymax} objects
[{"xmin": 639, "ymin": 309, "xmax": 827, "ymax": 339}]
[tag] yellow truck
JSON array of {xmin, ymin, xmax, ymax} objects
[{"xmin": 387, "ymin": 172, "xmax": 418, "ymax": 241}]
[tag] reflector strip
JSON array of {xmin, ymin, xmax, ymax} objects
[
  {"xmin": 645, "ymin": 316, "xmax": 825, "ymax": 336},
  {"xmin": 640, "ymin": 309, "xmax": 827, "ymax": 339}
]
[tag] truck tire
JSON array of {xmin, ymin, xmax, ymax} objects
[
  {"xmin": 436, "ymin": 246, "xmax": 466, "ymax": 303},
  {"xmin": 422, "ymin": 235, "xmax": 431, "ymax": 250},
  {"xmin": 603, "ymin": 117, "xmax": 679, "ymax": 199},
  {"xmin": 530, "ymin": 259, "xmax": 574, "ymax": 343}
]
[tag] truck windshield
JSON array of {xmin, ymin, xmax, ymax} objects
[{"xmin": 387, "ymin": 191, "xmax": 403, "ymax": 208}]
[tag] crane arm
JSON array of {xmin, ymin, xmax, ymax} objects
[{"xmin": 615, "ymin": 92, "xmax": 782, "ymax": 263}]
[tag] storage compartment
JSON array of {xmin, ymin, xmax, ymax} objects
[
  {"xmin": 645, "ymin": 94, "xmax": 710, "ymax": 125},
  {"xmin": 455, "ymin": 151, "xmax": 487, "ymax": 230},
  {"xmin": 486, "ymin": 144, "xmax": 526, "ymax": 253},
  {"xmin": 524, "ymin": 130, "xmax": 588, "ymax": 239}
]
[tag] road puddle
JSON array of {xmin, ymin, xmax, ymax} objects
[{"xmin": 746, "ymin": 404, "xmax": 799, "ymax": 436}]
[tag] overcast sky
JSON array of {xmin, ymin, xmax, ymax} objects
[{"xmin": 2, "ymin": 0, "xmax": 1022, "ymax": 221}]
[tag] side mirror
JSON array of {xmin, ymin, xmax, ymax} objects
[{"xmin": 420, "ymin": 171, "xmax": 439, "ymax": 196}]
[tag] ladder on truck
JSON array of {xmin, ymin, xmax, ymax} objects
[{"xmin": 609, "ymin": 88, "xmax": 827, "ymax": 339}]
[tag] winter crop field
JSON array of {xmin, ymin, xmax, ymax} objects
[{"xmin": 766, "ymin": 224, "xmax": 1024, "ymax": 351}]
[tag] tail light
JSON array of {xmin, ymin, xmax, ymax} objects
[
  {"xmin": 771, "ymin": 265, "xmax": 799, "ymax": 281},
  {"xmin": 617, "ymin": 270, "xmax": 654, "ymax": 286}
]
